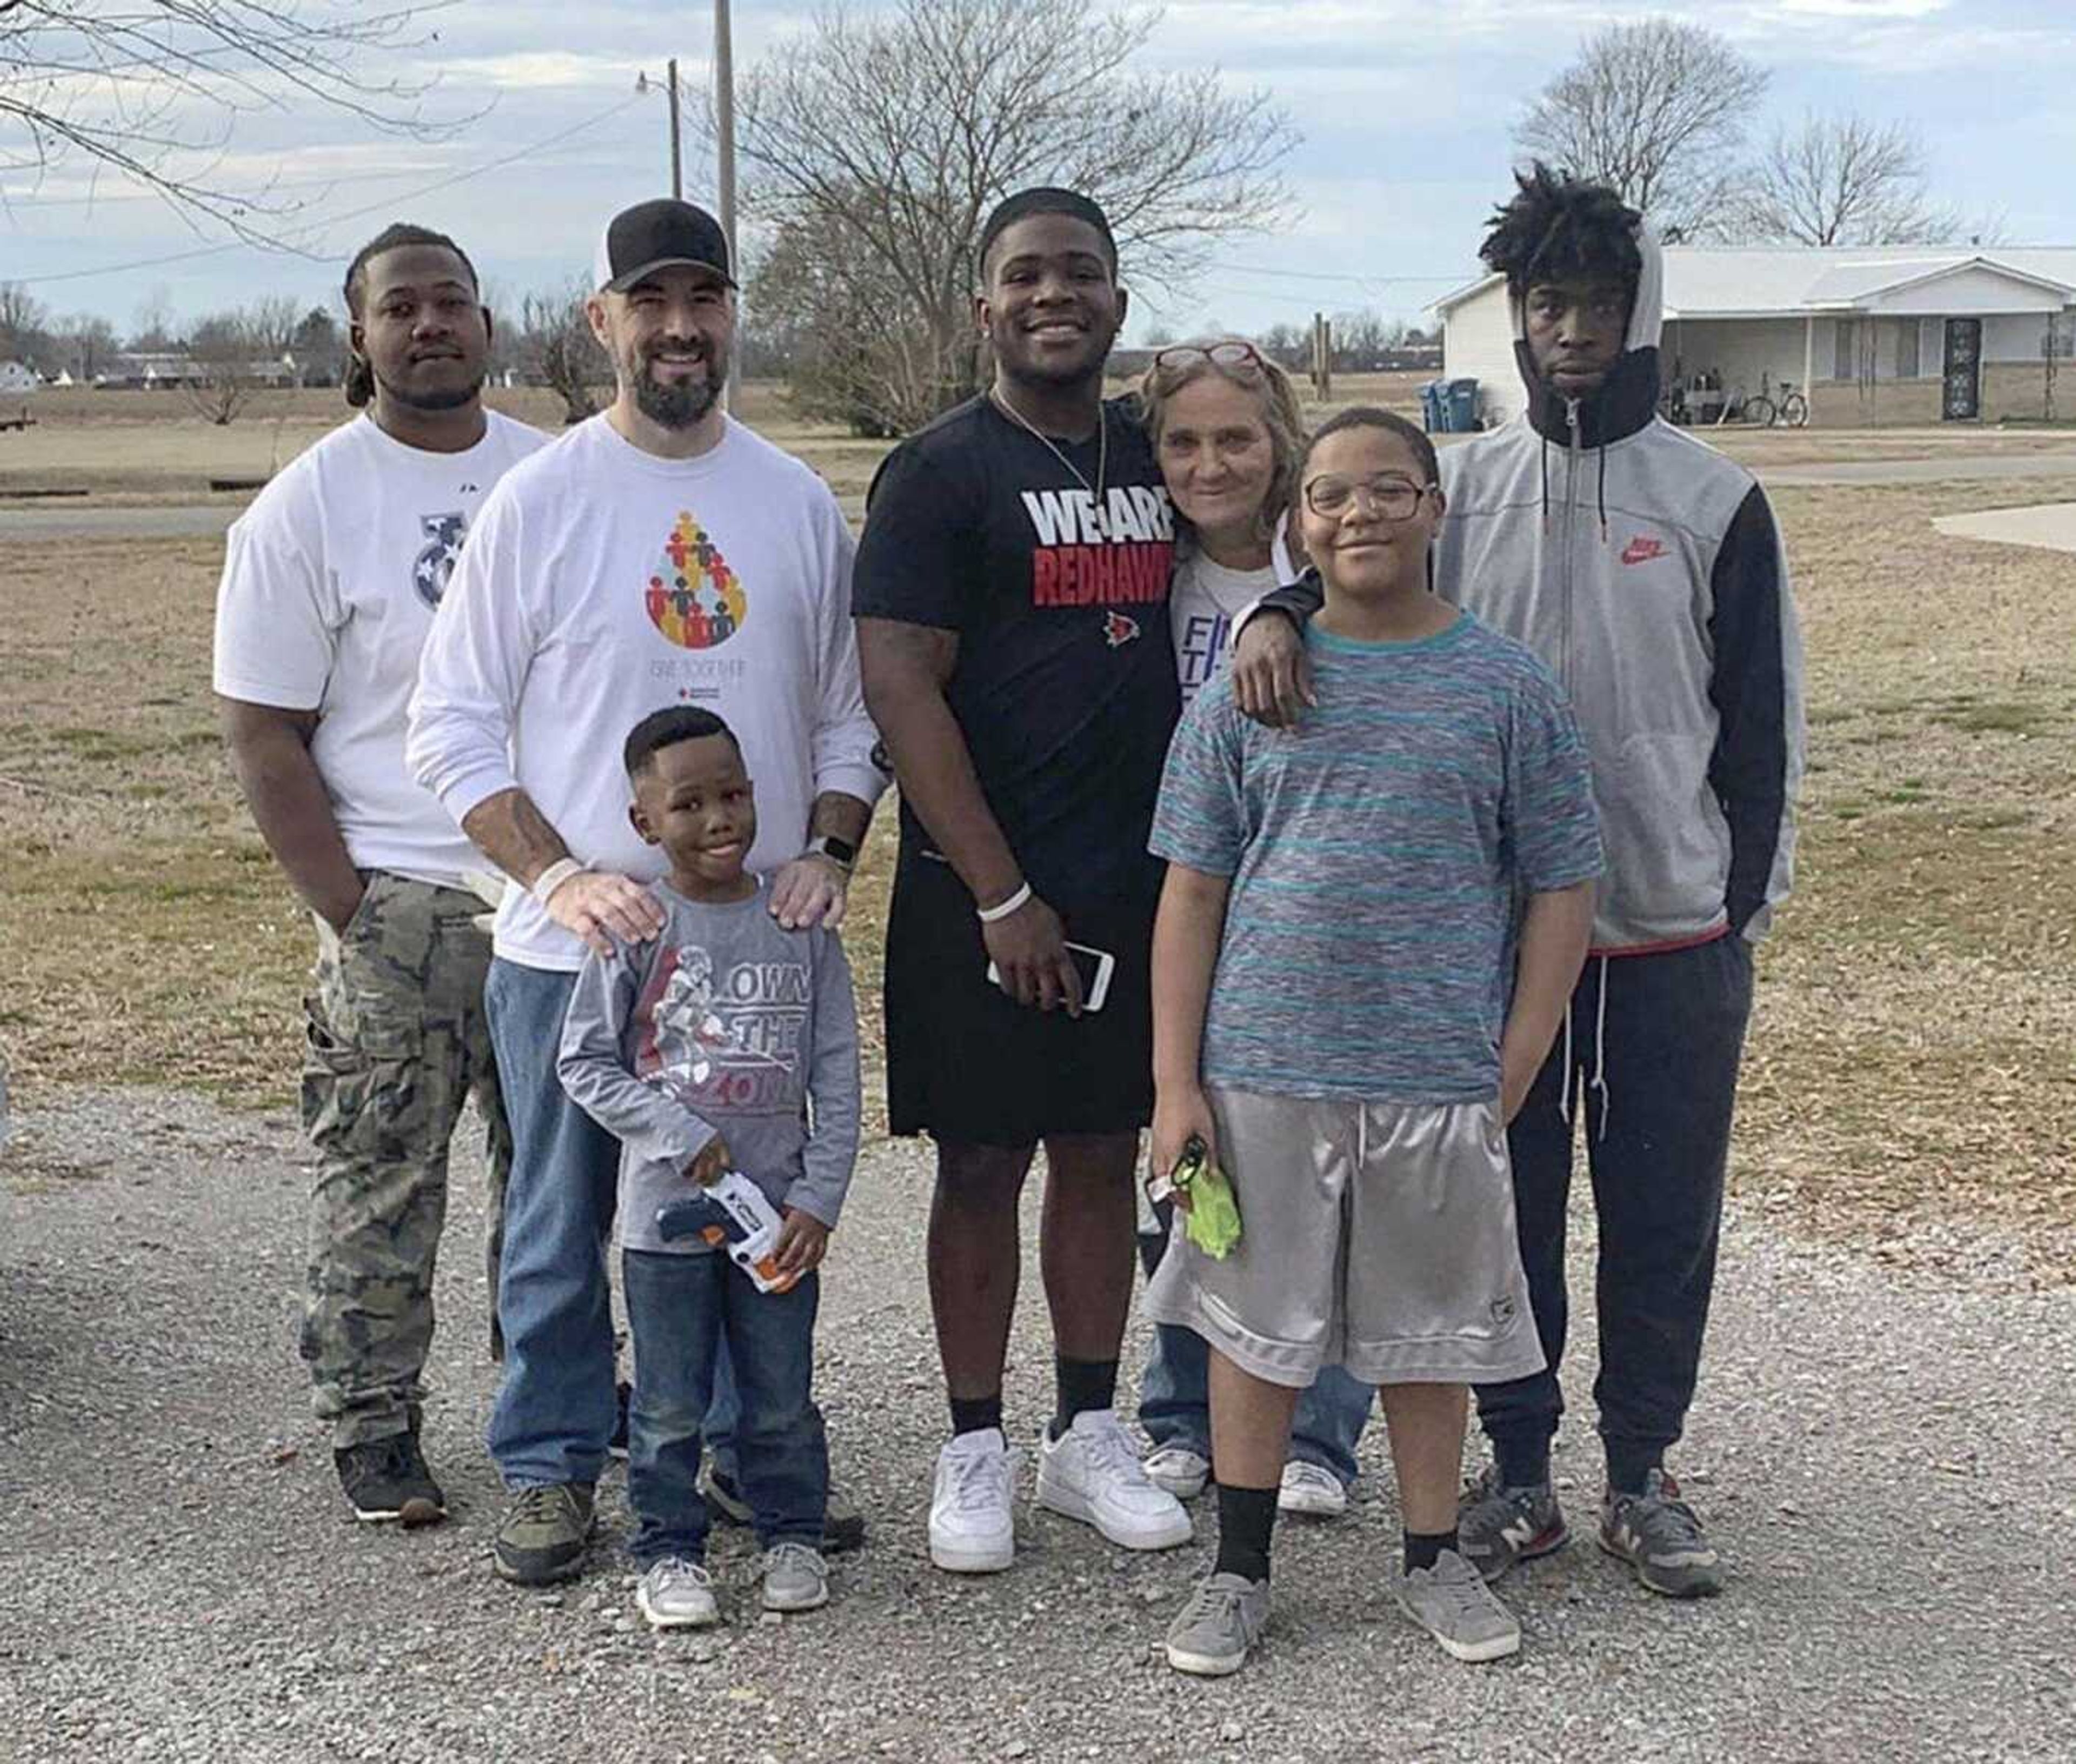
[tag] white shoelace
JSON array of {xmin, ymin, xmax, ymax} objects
[
  {"xmin": 1075, "ymin": 1415, "xmax": 1153, "ymax": 1488},
  {"xmin": 763, "ymin": 1541, "xmax": 826, "ymax": 1579},
  {"xmin": 943, "ymin": 1443, "xmax": 1016, "ymax": 1512},
  {"xmin": 648, "ymin": 1557, "xmax": 712, "ymax": 1593}
]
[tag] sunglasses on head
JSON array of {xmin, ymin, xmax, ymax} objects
[{"xmin": 1152, "ymin": 340, "xmax": 1265, "ymax": 374}]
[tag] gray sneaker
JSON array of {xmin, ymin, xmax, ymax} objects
[
  {"xmin": 1164, "ymin": 1572, "xmax": 1271, "ymax": 1677},
  {"xmin": 636, "ymin": 1557, "xmax": 720, "ymax": 1630},
  {"xmin": 761, "ymin": 1541, "xmax": 831, "ymax": 1613},
  {"xmin": 1395, "ymin": 1548, "xmax": 1522, "ymax": 1663},
  {"xmin": 1599, "ymin": 1469, "xmax": 1723, "ymax": 1598},
  {"xmin": 1458, "ymin": 1465, "xmax": 1568, "ymax": 1582},
  {"xmin": 492, "ymin": 1482, "xmax": 595, "ymax": 1586}
]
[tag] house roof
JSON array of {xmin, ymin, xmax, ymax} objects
[{"xmin": 1435, "ymin": 245, "xmax": 2076, "ymax": 319}]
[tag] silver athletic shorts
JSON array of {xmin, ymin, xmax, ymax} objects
[{"xmin": 1142, "ymin": 1087, "xmax": 1545, "ymax": 1388}]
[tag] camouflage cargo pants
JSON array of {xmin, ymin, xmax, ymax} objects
[{"xmin": 300, "ymin": 871, "xmax": 510, "ymax": 1448}]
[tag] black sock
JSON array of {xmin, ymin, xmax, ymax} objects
[
  {"xmin": 1492, "ymin": 1432, "xmax": 1552, "ymax": 1490},
  {"xmin": 949, "ymin": 1393, "xmax": 1003, "ymax": 1439},
  {"xmin": 1606, "ymin": 1446, "xmax": 1657, "ymax": 1497},
  {"xmin": 1403, "ymin": 1528, "xmax": 1458, "ymax": 1575},
  {"xmin": 1214, "ymin": 1482, "xmax": 1278, "ymax": 1584},
  {"xmin": 1048, "ymin": 1356, "xmax": 1119, "ymax": 1440}
]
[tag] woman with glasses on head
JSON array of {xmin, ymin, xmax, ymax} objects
[{"xmin": 1130, "ymin": 339, "xmax": 1381, "ymax": 1522}]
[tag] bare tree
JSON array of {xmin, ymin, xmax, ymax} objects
[
  {"xmin": 740, "ymin": 0, "xmax": 1298, "ymax": 434},
  {"xmin": 517, "ymin": 284, "xmax": 608, "ymax": 427},
  {"xmin": 52, "ymin": 312, "xmax": 117, "ymax": 381},
  {"xmin": 184, "ymin": 309, "xmax": 268, "ymax": 425},
  {"xmin": 1515, "ymin": 19, "xmax": 1769, "ymax": 238},
  {"xmin": 0, "ymin": 2, "xmax": 465, "ymax": 240},
  {"xmin": 1732, "ymin": 112, "xmax": 1972, "ymax": 247}
]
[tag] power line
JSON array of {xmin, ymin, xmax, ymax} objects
[{"xmin": 12, "ymin": 91, "xmax": 645, "ymax": 288}]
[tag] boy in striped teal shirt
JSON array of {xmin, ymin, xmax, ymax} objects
[{"xmin": 1143, "ymin": 409, "xmax": 1601, "ymax": 1677}]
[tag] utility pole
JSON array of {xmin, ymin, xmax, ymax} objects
[
  {"xmin": 715, "ymin": 0, "xmax": 740, "ymax": 405},
  {"xmin": 667, "ymin": 57, "xmax": 683, "ymax": 200}
]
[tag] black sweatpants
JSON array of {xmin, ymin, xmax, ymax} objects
[{"xmin": 1476, "ymin": 934, "xmax": 1754, "ymax": 1488}]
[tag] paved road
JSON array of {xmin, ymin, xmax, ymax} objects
[
  {"xmin": 1758, "ymin": 451, "xmax": 2076, "ymax": 487},
  {"xmin": 2, "ymin": 1085, "xmax": 2071, "ymax": 1763},
  {"xmin": 1932, "ymin": 501, "xmax": 2076, "ymax": 554},
  {"xmin": 0, "ymin": 502, "xmax": 240, "ymax": 541}
]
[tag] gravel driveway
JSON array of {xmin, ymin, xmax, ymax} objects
[{"xmin": 3, "ymin": 1086, "xmax": 2071, "ymax": 1763}]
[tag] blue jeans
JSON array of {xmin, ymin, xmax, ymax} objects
[
  {"xmin": 485, "ymin": 960, "xmax": 621, "ymax": 1488},
  {"xmin": 622, "ymin": 1249, "xmax": 827, "ymax": 1561},
  {"xmin": 1136, "ymin": 1224, "xmax": 1376, "ymax": 1487}
]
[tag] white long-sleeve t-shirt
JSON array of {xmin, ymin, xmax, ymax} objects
[{"xmin": 408, "ymin": 413, "xmax": 886, "ymax": 971}]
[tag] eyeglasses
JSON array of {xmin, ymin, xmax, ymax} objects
[
  {"xmin": 1151, "ymin": 340, "xmax": 1265, "ymax": 373},
  {"xmin": 1302, "ymin": 475, "xmax": 1433, "ymax": 520}
]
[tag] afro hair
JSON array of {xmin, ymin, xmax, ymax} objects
[{"xmin": 1479, "ymin": 163, "xmax": 1642, "ymax": 297}]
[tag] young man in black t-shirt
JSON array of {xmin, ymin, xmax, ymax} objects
[{"xmin": 853, "ymin": 189, "xmax": 1193, "ymax": 1573}]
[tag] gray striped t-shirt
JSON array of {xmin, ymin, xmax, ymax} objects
[{"xmin": 1151, "ymin": 611, "xmax": 1602, "ymax": 1102}]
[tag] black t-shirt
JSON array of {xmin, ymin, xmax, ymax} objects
[{"xmin": 853, "ymin": 394, "xmax": 1179, "ymax": 909}]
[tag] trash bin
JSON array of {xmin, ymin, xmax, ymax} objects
[
  {"xmin": 1420, "ymin": 379, "xmax": 1447, "ymax": 434},
  {"xmin": 1445, "ymin": 378, "xmax": 1480, "ymax": 433}
]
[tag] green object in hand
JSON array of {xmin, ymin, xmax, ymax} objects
[{"xmin": 1174, "ymin": 1134, "xmax": 1242, "ymax": 1260}]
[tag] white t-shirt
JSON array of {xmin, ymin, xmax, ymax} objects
[
  {"xmin": 1170, "ymin": 545, "xmax": 1280, "ymax": 706},
  {"xmin": 212, "ymin": 410, "xmax": 549, "ymax": 886},
  {"xmin": 408, "ymin": 414, "xmax": 886, "ymax": 973}
]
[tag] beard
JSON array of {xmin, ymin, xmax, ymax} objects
[
  {"xmin": 627, "ymin": 336, "xmax": 727, "ymax": 430},
  {"xmin": 375, "ymin": 362, "xmax": 487, "ymax": 412}
]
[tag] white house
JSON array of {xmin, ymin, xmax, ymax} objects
[
  {"xmin": 0, "ymin": 360, "xmax": 40, "ymax": 395},
  {"xmin": 1438, "ymin": 245, "xmax": 2076, "ymax": 429}
]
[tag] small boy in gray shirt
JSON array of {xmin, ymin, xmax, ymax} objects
[{"xmin": 558, "ymin": 707, "xmax": 860, "ymax": 1630}]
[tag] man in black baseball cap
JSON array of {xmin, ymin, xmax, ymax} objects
[{"xmin": 594, "ymin": 197, "xmax": 739, "ymax": 295}]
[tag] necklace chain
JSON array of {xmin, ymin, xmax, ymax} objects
[{"xmin": 991, "ymin": 390, "xmax": 1107, "ymax": 507}]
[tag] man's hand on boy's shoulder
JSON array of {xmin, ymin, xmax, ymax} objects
[
  {"xmin": 769, "ymin": 852, "xmax": 848, "ymax": 932},
  {"xmin": 544, "ymin": 867, "xmax": 665, "ymax": 958},
  {"xmin": 1231, "ymin": 609, "xmax": 1316, "ymax": 730},
  {"xmin": 774, "ymin": 1207, "xmax": 830, "ymax": 1275}
]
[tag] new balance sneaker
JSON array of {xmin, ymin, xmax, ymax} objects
[
  {"xmin": 1164, "ymin": 1573, "xmax": 1271, "ymax": 1677},
  {"xmin": 760, "ymin": 1541, "xmax": 831, "ymax": 1613},
  {"xmin": 334, "ymin": 1432, "xmax": 447, "ymax": 1527},
  {"xmin": 491, "ymin": 1482, "xmax": 595, "ymax": 1586},
  {"xmin": 1277, "ymin": 1460, "xmax": 1348, "ymax": 1518},
  {"xmin": 1598, "ymin": 1469, "xmax": 1724, "ymax": 1598},
  {"xmin": 1142, "ymin": 1443, "xmax": 1211, "ymax": 1500},
  {"xmin": 703, "ymin": 1467, "xmax": 867, "ymax": 1555},
  {"xmin": 929, "ymin": 1428, "xmax": 1019, "ymax": 1573},
  {"xmin": 1034, "ymin": 1409, "xmax": 1193, "ymax": 1552},
  {"xmin": 1458, "ymin": 1465, "xmax": 1568, "ymax": 1582},
  {"xmin": 1394, "ymin": 1548, "xmax": 1522, "ymax": 1663},
  {"xmin": 636, "ymin": 1557, "xmax": 720, "ymax": 1630}
]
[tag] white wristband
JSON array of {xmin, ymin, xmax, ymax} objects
[
  {"xmin": 530, "ymin": 857, "xmax": 588, "ymax": 908},
  {"xmin": 975, "ymin": 881, "xmax": 1033, "ymax": 924}
]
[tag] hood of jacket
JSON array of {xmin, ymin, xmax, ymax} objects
[{"xmin": 1512, "ymin": 219, "xmax": 1666, "ymax": 449}]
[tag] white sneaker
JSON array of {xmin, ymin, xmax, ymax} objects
[
  {"xmin": 929, "ymin": 1428, "xmax": 1018, "ymax": 1573},
  {"xmin": 1034, "ymin": 1409, "xmax": 1193, "ymax": 1551},
  {"xmin": 1142, "ymin": 1443, "xmax": 1212, "ymax": 1500},
  {"xmin": 635, "ymin": 1557, "xmax": 720, "ymax": 1630},
  {"xmin": 1278, "ymin": 1460, "xmax": 1348, "ymax": 1517}
]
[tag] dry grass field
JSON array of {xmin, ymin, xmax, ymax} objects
[{"xmin": 3, "ymin": 389, "xmax": 2072, "ymax": 1282}]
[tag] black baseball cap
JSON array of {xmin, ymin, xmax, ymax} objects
[{"xmin": 594, "ymin": 198, "xmax": 737, "ymax": 294}]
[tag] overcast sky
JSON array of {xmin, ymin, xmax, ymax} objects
[{"xmin": 4, "ymin": 0, "xmax": 2071, "ymax": 341}]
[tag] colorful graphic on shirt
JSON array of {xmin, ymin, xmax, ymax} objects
[
  {"xmin": 1017, "ymin": 485, "xmax": 1175, "ymax": 610},
  {"xmin": 645, "ymin": 511, "xmax": 747, "ymax": 650},
  {"xmin": 1102, "ymin": 610, "xmax": 1142, "ymax": 648},
  {"xmin": 1621, "ymin": 534, "xmax": 1668, "ymax": 567},
  {"xmin": 412, "ymin": 511, "xmax": 468, "ymax": 610},
  {"xmin": 1177, "ymin": 611, "xmax": 1232, "ymax": 702},
  {"xmin": 642, "ymin": 941, "xmax": 809, "ymax": 1114}
]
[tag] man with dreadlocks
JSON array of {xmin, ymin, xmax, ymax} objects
[
  {"xmin": 1234, "ymin": 164, "xmax": 1804, "ymax": 1599},
  {"xmin": 215, "ymin": 224, "xmax": 546, "ymax": 1527}
]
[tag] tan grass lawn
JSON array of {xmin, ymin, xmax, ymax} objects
[{"xmin": 2, "ymin": 403, "xmax": 2072, "ymax": 1279}]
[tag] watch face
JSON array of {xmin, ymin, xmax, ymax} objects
[{"xmin": 816, "ymin": 836, "xmax": 858, "ymax": 866}]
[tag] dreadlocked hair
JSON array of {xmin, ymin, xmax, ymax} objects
[
  {"xmin": 341, "ymin": 222, "xmax": 478, "ymax": 409},
  {"xmin": 1479, "ymin": 163, "xmax": 1641, "ymax": 297}
]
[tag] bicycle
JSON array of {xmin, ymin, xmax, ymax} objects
[{"xmin": 1773, "ymin": 379, "xmax": 1810, "ymax": 428}]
